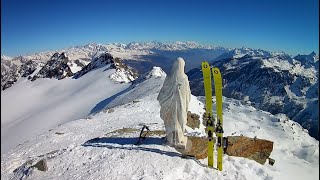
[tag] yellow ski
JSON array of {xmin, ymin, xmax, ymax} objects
[
  {"xmin": 212, "ymin": 67, "xmax": 223, "ymax": 171},
  {"xmin": 201, "ymin": 62, "xmax": 214, "ymax": 167}
]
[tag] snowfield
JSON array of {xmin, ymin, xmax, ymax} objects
[
  {"xmin": 1, "ymin": 67, "xmax": 131, "ymax": 154},
  {"xmin": 1, "ymin": 68, "xmax": 318, "ymax": 180}
]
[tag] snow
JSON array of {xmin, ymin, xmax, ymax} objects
[
  {"xmin": 262, "ymin": 57, "xmax": 317, "ymax": 81},
  {"xmin": 1, "ymin": 55, "xmax": 12, "ymax": 60},
  {"xmin": 144, "ymin": 66, "xmax": 166, "ymax": 79},
  {"xmin": 106, "ymin": 67, "xmax": 166, "ymax": 109},
  {"xmin": 216, "ymin": 47, "xmax": 272, "ymax": 60},
  {"xmin": 1, "ymin": 71, "xmax": 318, "ymax": 180},
  {"xmin": 67, "ymin": 60, "xmax": 90, "ymax": 73},
  {"xmin": 9, "ymin": 41, "xmax": 224, "ymax": 63},
  {"xmin": 1, "ymin": 67, "xmax": 131, "ymax": 154},
  {"xmin": 109, "ymin": 68, "xmax": 134, "ymax": 83}
]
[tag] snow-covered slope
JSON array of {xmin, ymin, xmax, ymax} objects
[
  {"xmin": 188, "ymin": 52, "xmax": 319, "ymax": 140},
  {"xmin": 1, "ymin": 65, "xmax": 131, "ymax": 154},
  {"xmin": 1, "ymin": 71, "xmax": 318, "ymax": 180},
  {"xmin": 106, "ymin": 66, "xmax": 167, "ymax": 109}
]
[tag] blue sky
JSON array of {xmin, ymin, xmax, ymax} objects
[{"xmin": 1, "ymin": 0, "xmax": 319, "ymax": 56}]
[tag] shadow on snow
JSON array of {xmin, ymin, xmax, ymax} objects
[
  {"xmin": 89, "ymin": 85, "xmax": 133, "ymax": 115},
  {"xmin": 82, "ymin": 136, "xmax": 211, "ymax": 168},
  {"xmin": 82, "ymin": 137, "xmax": 182, "ymax": 158}
]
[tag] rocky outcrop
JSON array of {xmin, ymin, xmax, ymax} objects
[
  {"xmin": 19, "ymin": 60, "xmax": 39, "ymax": 78},
  {"xmin": 225, "ymin": 136, "xmax": 274, "ymax": 164},
  {"xmin": 32, "ymin": 52, "xmax": 73, "ymax": 81},
  {"xmin": 184, "ymin": 136, "xmax": 208, "ymax": 159},
  {"xmin": 33, "ymin": 159, "xmax": 48, "ymax": 172},
  {"xmin": 108, "ymin": 57, "xmax": 139, "ymax": 83},
  {"xmin": 1, "ymin": 60, "xmax": 20, "ymax": 90},
  {"xmin": 74, "ymin": 53, "xmax": 138, "ymax": 83},
  {"xmin": 187, "ymin": 111, "xmax": 200, "ymax": 129},
  {"xmin": 73, "ymin": 53, "xmax": 114, "ymax": 78}
]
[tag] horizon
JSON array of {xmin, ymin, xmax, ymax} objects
[
  {"xmin": 1, "ymin": 0, "xmax": 319, "ymax": 57},
  {"xmin": 1, "ymin": 40, "xmax": 319, "ymax": 58}
]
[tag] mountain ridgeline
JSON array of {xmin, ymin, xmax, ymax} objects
[
  {"xmin": 187, "ymin": 49, "xmax": 319, "ymax": 140},
  {"xmin": 1, "ymin": 43, "xmax": 319, "ymax": 140},
  {"xmin": 1, "ymin": 52, "xmax": 138, "ymax": 90}
]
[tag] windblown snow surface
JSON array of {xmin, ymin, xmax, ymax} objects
[
  {"xmin": 1, "ymin": 67, "xmax": 131, "ymax": 154},
  {"xmin": 1, "ymin": 67, "xmax": 318, "ymax": 180}
]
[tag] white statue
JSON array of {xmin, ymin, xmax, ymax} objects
[{"xmin": 157, "ymin": 57, "xmax": 192, "ymax": 153}]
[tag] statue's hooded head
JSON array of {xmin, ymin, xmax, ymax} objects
[{"xmin": 169, "ymin": 57, "xmax": 186, "ymax": 81}]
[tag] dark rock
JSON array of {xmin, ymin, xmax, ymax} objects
[
  {"xmin": 268, "ymin": 157, "xmax": 275, "ymax": 166},
  {"xmin": 32, "ymin": 52, "xmax": 73, "ymax": 81},
  {"xmin": 33, "ymin": 159, "xmax": 48, "ymax": 172},
  {"xmin": 73, "ymin": 53, "xmax": 115, "ymax": 78},
  {"xmin": 19, "ymin": 60, "xmax": 38, "ymax": 77},
  {"xmin": 1, "ymin": 60, "xmax": 20, "ymax": 90}
]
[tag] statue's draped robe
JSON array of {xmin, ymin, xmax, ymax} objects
[{"xmin": 157, "ymin": 57, "xmax": 191, "ymax": 149}]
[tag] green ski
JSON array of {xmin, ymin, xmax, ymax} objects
[
  {"xmin": 212, "ymin": 67, "xmax": 223, "ymax": 171},
  {"xmin": 201, "ymin": 62, "xmax": 214, "ymax": 167}
]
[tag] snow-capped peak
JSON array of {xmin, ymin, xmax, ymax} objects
[
  {"xmin": 294, "ymin": 51, "xmax": 319, "ymax": 64},
  {"xmin": 215, "ymin": 47, "xmax": 272, "ymax": 60},
  {"xmin": 144, "ymin": 66, "xmax": 166, "ymax": 79},
  {"xmin": 1, "ymin": 55, "xmax": 12, "ymax": 61}
]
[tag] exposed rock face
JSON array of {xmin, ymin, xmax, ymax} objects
[
  {"xmin": 74, "ymin": 53, "xmax": 138, "ymax": 83},
  {"xmin": 157, "ymin": 57, "xmax": 191, "ymax": 151},
  {"xmin": 73, "ymin": 53, "xmax": 115, "ymax": 78},
  {"xmin": 184, "ymin": 136, "xmax": 208, "ymax": 159},
  {"xmin": 225, "ymin": 136, "xmax": 274, "ymax": 164},
  {"xmin": 1, "ymin": 59, "xmax": 20, "ymax": 90},
  {"xmin": 19, "ymin": 60, "xmax": 39, "ymax": 78},
  {"xmin": 33, "ymin": 159, "xmax": 48, "ymax": 172},
  {"xmin": 109, "ymin": 57, "xmax": 139, "ymax": 83},
  {"xmin": 32, "ymin": 52, "xmax": 73, "ymax": 81},
  {"xmin": 187, "ymin": 111, "xmax": 200, "ymax": 129}
]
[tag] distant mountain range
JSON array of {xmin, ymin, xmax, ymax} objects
[
  {"xmin": 1, "ymin": 41, "xmax": 228, "ymax": 74},
  {"xmin": 1, "ymin": 41, "xmax": 319, "ymax": 140}
]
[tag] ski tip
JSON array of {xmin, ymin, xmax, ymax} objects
[
  {"xmin": 202, "ymin": 61, "xmax": 210, "ymax": 69},
  {"xmin": 212, "ymin": 67, "xmax": 221, "ymax": 74}
]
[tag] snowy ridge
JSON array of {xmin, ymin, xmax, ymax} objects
[
  {"xmin": 109, "ymin": 68, "xmax": 136, "ymax": 83},
  {"xmin": 187, "ymin": 51, "xmax": 319, "ymax": 140},
  {"xmin": 294, "ymin": 51, "xmax": 319, "ymax": 64},
  {"xmin": 144, "ymin": 66, "xmax": 166, "ymax": 79},
  {"xmin": 73, "ymin": 53, "xmax": 115, "ymax": 79},
  {"xmin": 215, "ymin": 47, "xmax": 272, "ymax": 60},
  {"xmin": 1, "ymin": 74, "xmax": 318, "ymax": 179},
  {"xmin": 1, "ymin": 66, "xmax": 131, "ymax": 153},
  {"xmin": 1, "ymin": 52, "xmax": 137, "ymax": 90},
  {"xmin": 31, "ymin": 52, "xmax": 74, "ymax": 81},
  {"xmin": 106, "ymin": 66, "xmax": 166, "ymax": 109}
]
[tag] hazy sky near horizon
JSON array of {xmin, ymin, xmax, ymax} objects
[{"xmin": 1, "ymin": 0, "xmax": 319, "ymax": 56}]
